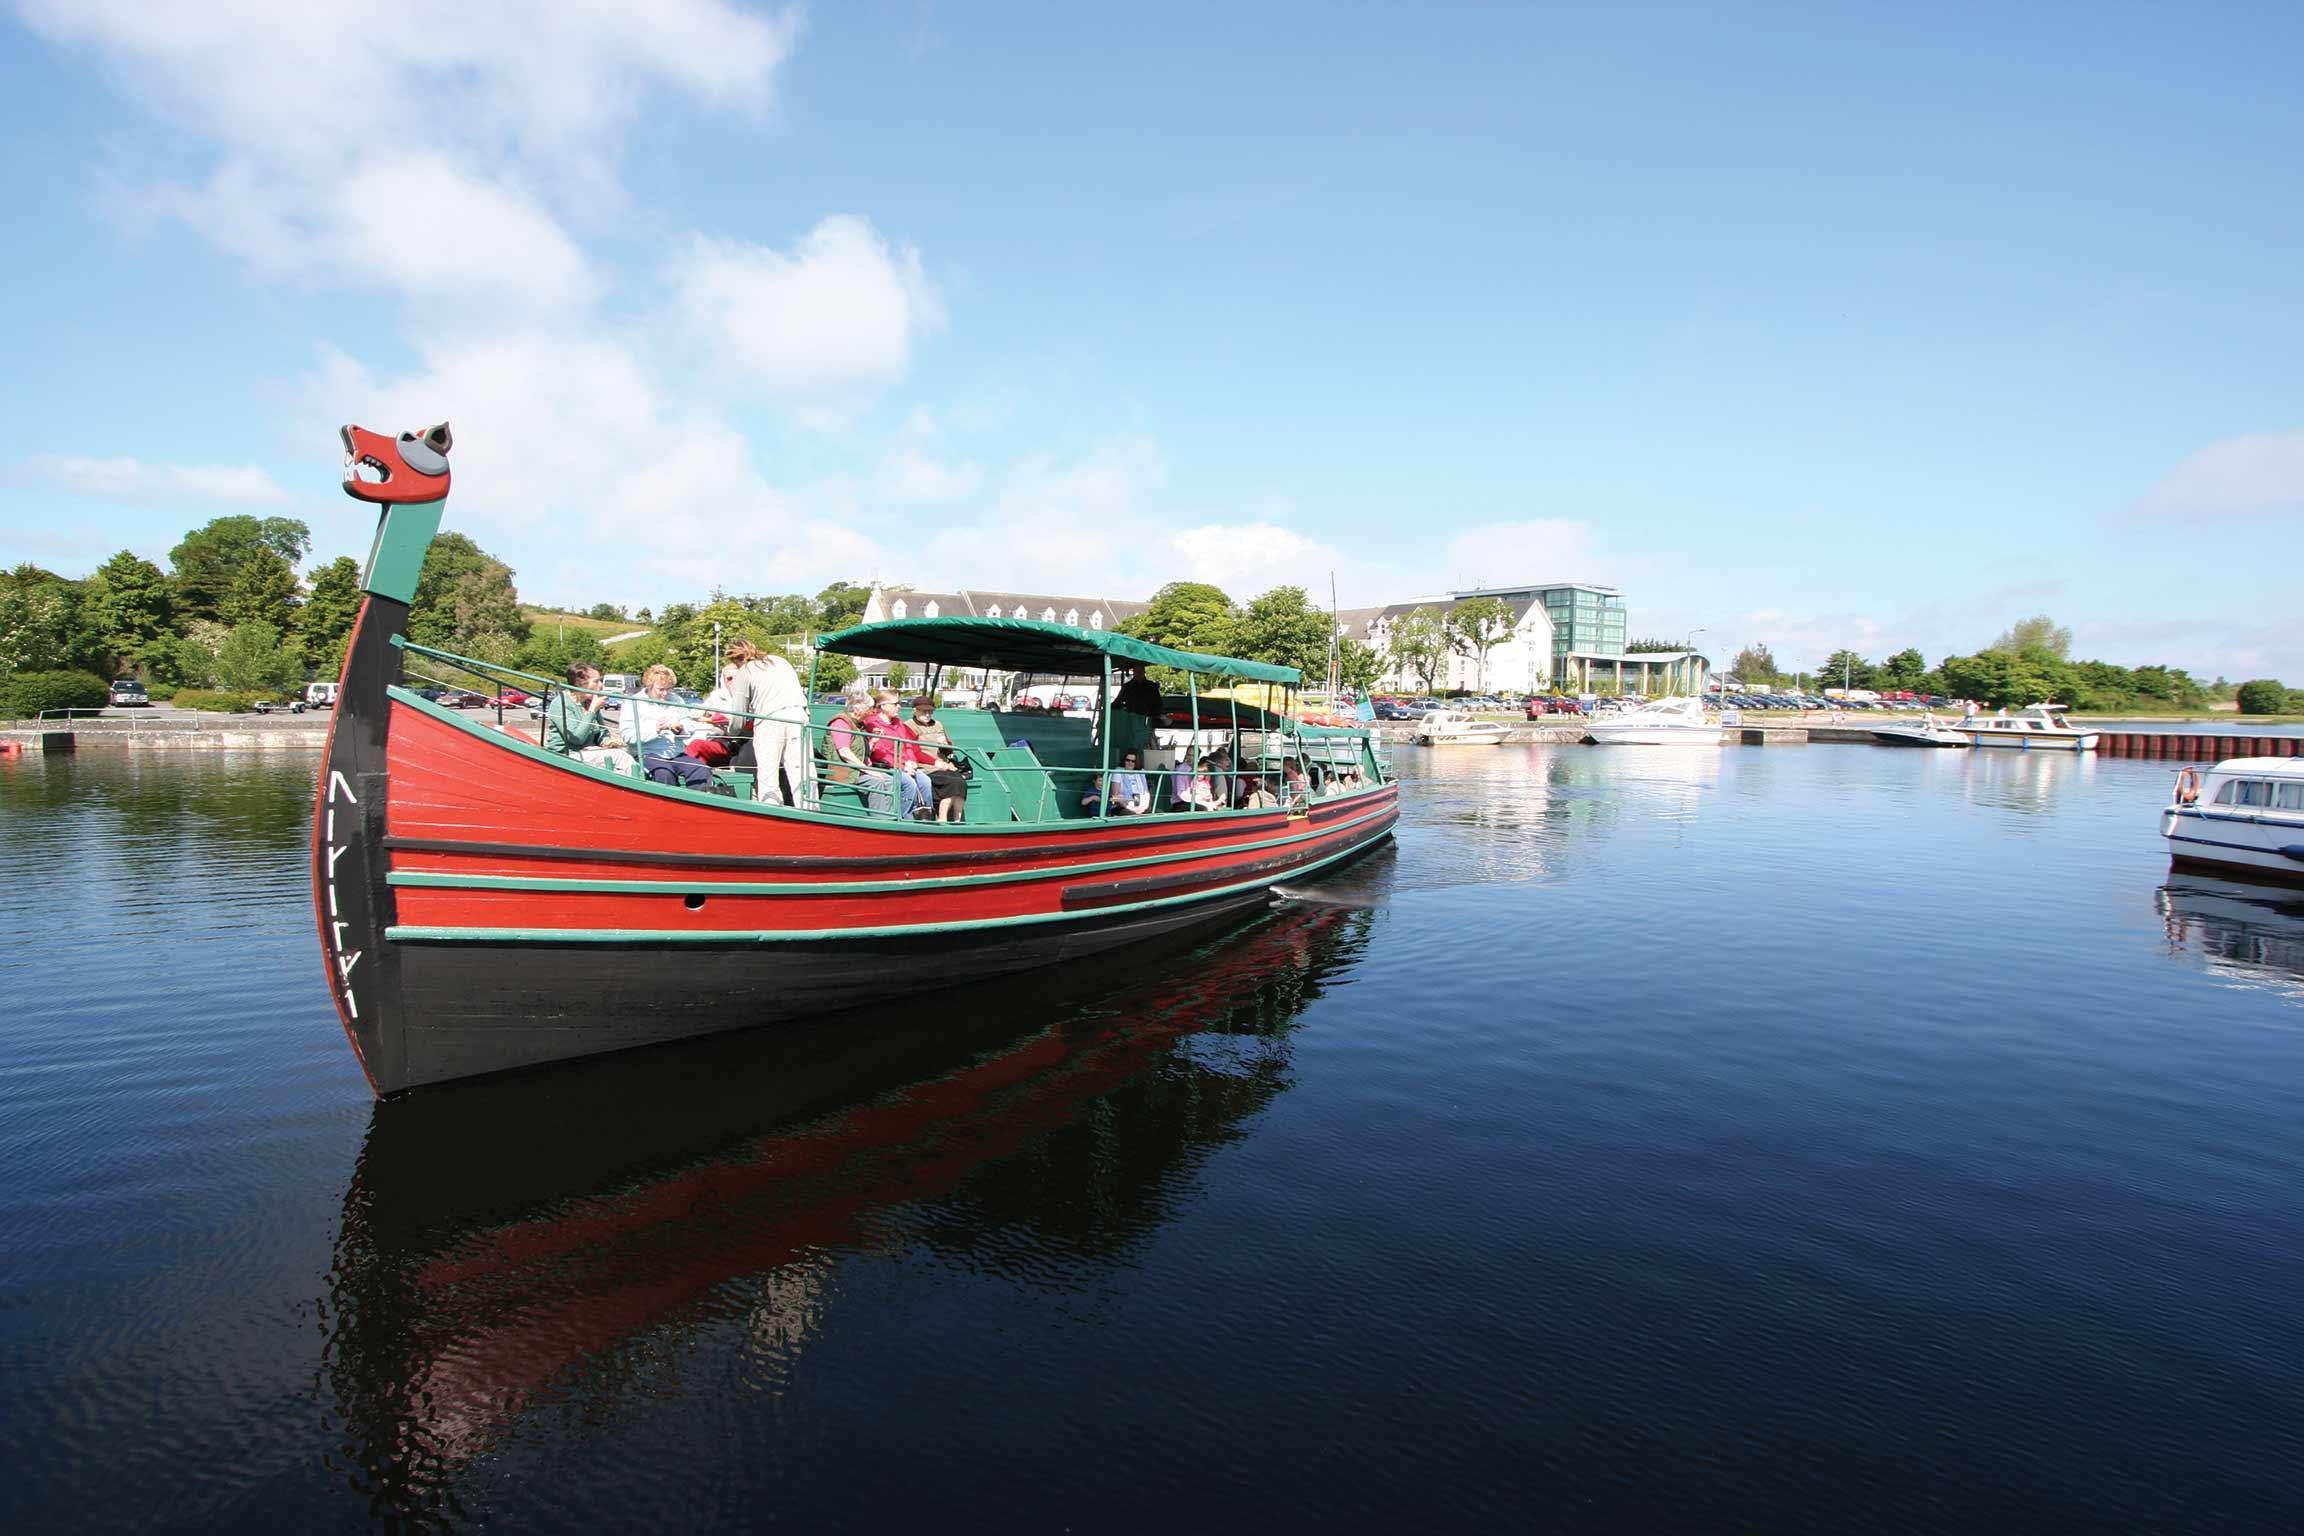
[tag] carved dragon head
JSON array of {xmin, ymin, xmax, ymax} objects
[{"xmin": 341, "ymin": 422, "xmax": 453, "ymax": 504}]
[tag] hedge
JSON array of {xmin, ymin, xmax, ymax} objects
[
  {"xmin": 171, "ymin": 689, "xmax": 261, "ymax": 713},
  {"xmin": 0, "ymin": 669, "xmax": 111, "ymax": 720}
]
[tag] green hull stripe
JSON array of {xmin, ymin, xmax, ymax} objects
[
  {"xmin": 385, "ymin": 684, "xmax": 1391, "ymax": 837},
  {"xmin": 386, "ymin": 803, "xmax": 1397, "ymax": 897},
  {"xmin": 384, "ymin": 830, "xmax": 1389, "ymax": 945}
]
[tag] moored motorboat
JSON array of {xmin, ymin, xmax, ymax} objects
[
  {"xmin": 1584, "ymin": 695, "xmax": 1719, "ymax": 745},
  {"xmin": 313, "ymin": 423, "xmax": 1398, "ymax": 1095},
  {"xmin": 1873, "ymin": 713, "xmax": 1970, "ymax": 748},
  {"xmin": 1411, "ymin": 707, "xmax": 1508, "ymax": 747},
  {"xmin": 2161, "ymin": 758, "xmax": 2304, "ymax": 885},
  {"xmin": 1953, "ymin": 703, "xmax": 2100, "ymax": 751}
]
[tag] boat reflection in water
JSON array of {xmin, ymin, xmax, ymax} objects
[
  {"xmin": 2156, "ymin": 875, "xmax": 2304, "ymax": 1005},
  {"xmin": 319, "ymin": 899, "xmax": 1373, "ymax": 1516}
]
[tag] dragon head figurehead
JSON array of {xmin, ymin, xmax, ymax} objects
[{"xmin": 341, "ymin": 422, "xmax": 453, "ymax": 504}]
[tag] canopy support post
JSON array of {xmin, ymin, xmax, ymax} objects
[
  {"xmin": 1098, "ymin": 654, "xmax": 1112, "ymax": 819},
  {"xmin": 1187, "ymin": 670, "xmax": 1200, "ymax": 811}
]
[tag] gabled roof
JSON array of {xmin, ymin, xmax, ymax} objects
[{"xmin": 817, "ymin": 617, "xmax": 1302, "ymax": 683}]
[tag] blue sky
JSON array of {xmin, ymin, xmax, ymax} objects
[{"xmin": 3, "ymin": 2, "xmax": 2299, "ymax": 678}]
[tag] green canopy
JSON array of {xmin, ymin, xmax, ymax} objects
[{"xmin": 813, "ymin": 617, "xmax": 1302, "ymax": 684}]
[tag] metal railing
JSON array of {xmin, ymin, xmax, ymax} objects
[{"xmin": 392, "ymin": 639, "xmax": 1384, "ymax": 824}]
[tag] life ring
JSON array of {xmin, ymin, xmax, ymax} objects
[{"xmin": 2174, "ymin": 767, "xmax": 2201, "ymax": 805}]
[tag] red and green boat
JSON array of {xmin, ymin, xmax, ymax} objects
[{"xmin": 315, "ymin": 422, "xmax": 1397, "ymax": 1094}]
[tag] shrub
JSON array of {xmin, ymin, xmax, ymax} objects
[
  {"xmin": 171, "ymin": 689, "xmax": 260, "ymax": 713},
  {"xmin": 0, "ymin": 668, "xmax": 111, "ymax": 720},
  {"xmin": 2235, "ymin": 678, "xmax": 2289, "ymax": 715}
]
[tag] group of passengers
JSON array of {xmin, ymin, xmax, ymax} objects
[
  {"xmin": 546, "ymin": 657, "xmax": 1367, "ymax": 823},
  {"xmin": 544, "ymin": 639, "xmax": 808, "ymax": 805},
  {"xmin": 1083, "ymin": 746, "xmax": 1357, "ymax": 815},
  {"xmin": 823, "ymin": 688, "xmax": 970, "ymax": 822}
]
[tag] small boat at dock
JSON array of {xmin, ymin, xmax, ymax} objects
[
  {"xmin": 1873, "ymin": 713, "xmax": 1969, "ymax": 748},
  {"xmin": 1584, "ymin": 696, "xmax": 1719, "ymax": 745},
  {"xmin": 2161, "ymin": 758, "xmax": 2304, "ymax": 885},
  {"xmin": 1953, "ymin": 703, "xmax": 2099, "ymax": 751},
  {"xmin": 1411, "ymin": 708, "xmax": 1508, "ymax": 747}
]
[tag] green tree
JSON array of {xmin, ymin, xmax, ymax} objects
[
  {"xmin": 0, "ymin": 564, "xmax": 100, "ymax": 676},
  {"xmin": 1385, "ymin": 608, "xmax": 1447, "ymax": 693},
  {"xmin": 1123, "ymin": 582, "xmax": 1240, "ymax": 655},
  {"xmin": 887, "ymin": 660, "xmax": 912, "ymax": 692},
  {"xmin": 1624, "ymin": 637, "xmax": 1683, "ymax": 653},
  {"xmin": 83, "ymin": 552, "xmax": 175, "ymax": 673},
  {"xmin": 585, "ymin": 602, "xmax": 626, "ymax": 622},
  {"xmin": 298, "ymin": 557, "xmax": 364, "ymax": 671},
  {"xmin": 218, "ymin": 545, "xmax": 300, "ymax": 631},
  {"xmin": 516, "ymin": 628, "xmax": 609, "ymax": 681},
  {"xmin": 2236, "ymin": 679, "xmax": 2290, "ymax": 715},
  {"xmin": 811, "ymin": 651, "xmax": 858, "ymax": 692},
  {"xmin": 1444, "ymin": 596, "xmax": 1517, "ymax": 692},
  {"xmin": 1989, "ymin": 614, "xmax": 2072, "ymax": 659},
  {"xmin": 1815, "ymin": 649, "xmax": 1876, "ymax": 691},
  {"xmin": 816, "ymin": 581, "xmax": 872, "ymax": 630},
  {"xmin": 168, "ymin": 516, "xmax": 311, "ymax": 621},
  {"xmin": 1728, "ymin": 643, "xmax": 1779, "ymax": 685},
  {"xmin": 408, "ymin": 533, "xmax": 529, "ymax": 652},
  {"xmin": 1337, "ymin": 636, "xmax": 1383, "ymax": 694},
  {"xmin": 212, "ymin": 619, "xmax": 304, "ymax": 694},
  {"xmin": 635, "ymin": 607, "xmax": 653, "ymax": 624},
  {"xmin": 1235, "ymin": 586, "xmax": 1332, "ymax": 677},
  {"xmin": 742, "ymin": 592, "xmax": 820, "ymax": 634},
  {"xmin": 1875, "ymin": 647, "xmax": 1930, "ymax": 691}
]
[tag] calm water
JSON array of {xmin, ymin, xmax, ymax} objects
[{"xmin": 5, "ymin": 745, "xmax": 2304, "ymax": 1531}]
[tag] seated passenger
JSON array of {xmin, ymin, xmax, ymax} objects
[
  {"xmin": 621, "ymin": 664, "xmax": 712, "ymax": 790},
  {"xmin": 1281, "ymin": 756, "xmax": 1312, "ymax": 807},
  {"xmin": 910, "ymin": 696, "xmax": 970, "ymax": 823},
  {"xmin": 684, "ymin": 664, "xmax": 740, "ymax": 769},
  {"xmin": 1179, "ymin": 755, "xmax": 1223, "ymax": 811},
  {"xmin": 862, "ymin": 688, "xmax": 933, "ymax": 821},
  {"xmin": 544, "ymin": 662, "xmax": 634, "ymax": 776},
  {"xmin": 1084, "ymin": 751, "xmax": 1153, "ymax": 815}
]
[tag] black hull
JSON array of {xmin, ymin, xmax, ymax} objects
[{"xmin": 380, "ymin": 882, "xmax": 1295, "ymax": 1093}]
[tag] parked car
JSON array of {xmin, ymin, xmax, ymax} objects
[
  {"xmin": 108, "ymin": 679, "xmax": 149, "ymax": 707},
  {"xmin": 304, "ymin": 681, "xmax": 339, "ymax": 709},
  {"xmin": 488, "ymin": 689, "xmax": 534, "ymax": 709},
  {"xmin": 1374, "ymin": 700, "xmax": 1421, "ymax": 721}
]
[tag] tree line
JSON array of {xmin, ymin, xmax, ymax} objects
[{"xmin": 1718, "ymin": 615, "xmax": 2283, "ymax": 712}]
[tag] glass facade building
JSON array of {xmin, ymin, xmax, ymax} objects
[{"xmin": 1537, "ymin": 585, "xmax": 1627, "ymax": 666}]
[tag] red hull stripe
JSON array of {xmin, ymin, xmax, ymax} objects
[
  {"xmin": 384, "ymin": 689, "xmax": 1381, "ymax": 864},
  {"xmin": 385, "ymin": 819, "xmax": 1392, "ymax": 944},
  {"xmin": 385, "ymin": 802, "xmax": 1399, "ymax": 898}
]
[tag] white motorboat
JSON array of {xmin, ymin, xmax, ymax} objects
[
  {"xmin": 1411, "ymin": 707, "xmax": 1509, "ymax": 747},
  {"xmin": 1953, "ymin": 703, "xmax": 2100, "ymax": 752},
  {"xmin": 1873, "ymin": 712, "xmax": 1969, "ymax": 748},
  {"xmin": 1584, "ymin": 695, "xmax": 1720, "ymax": 745},
  {"xmin": 2161, "ymin": 758, "xmax": 2304, "ymax": 884}
]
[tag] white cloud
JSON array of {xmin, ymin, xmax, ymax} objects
[
  {"xmin": 1164, "ymin": 521, "xmax": 1345, "ymax": 594},
  {"xmin": 2133, "ymin": 429, "xmax": 2304, "ymax": 523},
  {"xmin": 23, "ymin": 0, "xmax": 799, "ymax": 304},
  {"xmin": 31, "ymin": 454, "xmax": 292, "ymax": 505},
  {"xmin": 309, "ymin": 332, "xmax": 885, "ymax": 598},
  {"xmin": 1438, "ymin": 519, "xmax": 1614, "ymax": 589},
  {"xmin": 878, "ymin": 449, "xmax": 982, "ymax": 502},
  {"xmin": 677, "ymin": 217, "xmax": 943, "ymax": 396}
]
